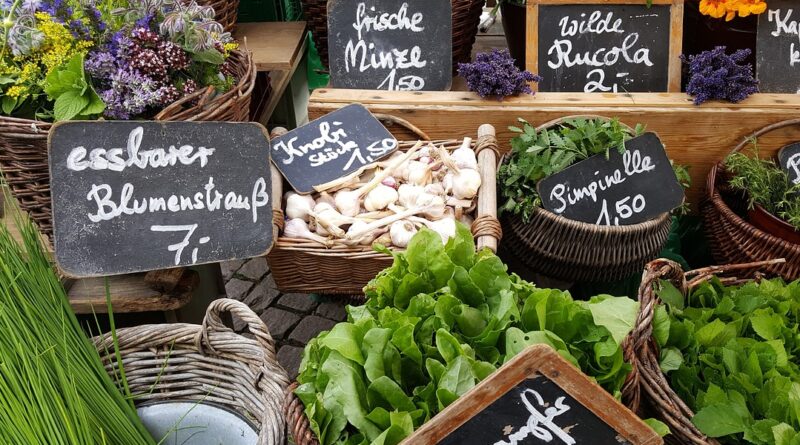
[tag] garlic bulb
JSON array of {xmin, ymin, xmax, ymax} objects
[
  {"xmin": 420, "ymin": 194, "xmax": 447, "ymax": 219},
  {"xmin": 317, "ymin": 192, "xmax": 336, "ymax": 208},
  {"xmin": 442, "ymin": 172, "xmax": 454, "ymax": 195},
  {"xmin": 284, "ymin": 219, "xmax": 332, "ymax": 247},
  {"xmin": 424, "ymin": 183, "xmax": 445, "ymax": 196},
  {"xmin": 374, "ymin": 232, "xmax": 392, "ymax": 246},
  {"xmin": 364, "ymin": 184, "xmax": 399, "ymax": 211},
  {"xmin": 398, "ymin": 184, "xmax": 424, "ymax": 208},
  {"xmin": 313, "ymin": 202, "xmax": 352, "ymax": 238},
  {"xmin": 381, "ymin": 176, "xmax": 398, "ymax": 189},
  {"xmin": 401, "ymin": 160, "xmax": 427, "ymax": 182},
  {"xmin": 334, "ymin": 189, "xmax": 361, "ymax": 217},
  {"xmin": 451, "ymin": 138, "xmax": 478, "ymax": 170},
  {"xmin": 285, "ymin": 192, "xmax": 317, "ymax": 222},
  {"xmin": 452, "ymin": 168, "xmax": 482, "ymax": 200},
  {"xmin": 410, "ymin": 216, "xmax": 456, "ymax": 244},
  {"xmin": 346, "ymin": 220, "xmax": 381, "ymax": 246},
  {"xmin": 390, "ymin": 221, "xmax": 417, "ymax": 248}
]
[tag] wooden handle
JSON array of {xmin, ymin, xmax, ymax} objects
[
  {"xmin": 270, "ymin": 128, "xmax": 287, "ymax": 239},
  {"xmin": 476, "ymin": 124, "xmax": 499, "ymax": 253},
  {"xmin": 374, "ymin": 113, "xmax": 431, "ymax": 141}
]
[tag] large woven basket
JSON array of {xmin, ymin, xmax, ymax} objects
[
  {"xmin": 302, "ymin": 0, "xmax": 485, "ymax": 73},
  {"xmin": 0, "ymin": 49, "xmax": 255, "ymax": 238},
  {"xmin": 500, "ymin": 116, "xmax": 674, "ymax": 283},
  {"xmin": 621, "ymin": 258, "xmax": 784, "ymax": 445},
  {"xmin": 267, "ymin": 116, "xmax": 503, "ymax": 295},
  {"xmin": 703, "ymin": 118, "xmax": 800, "ymax": 281},
  {"xmin": 93, "ymin": 298, "xmax": 290, "ymax": 445}
]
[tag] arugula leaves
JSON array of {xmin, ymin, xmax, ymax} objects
[
  {"xmin": 656, "ymin": 277, "xmax": 800, "ymax": 444},
  {"xmin": 297, "ymin": 224, "xmax": 643, "ymax": 445}
]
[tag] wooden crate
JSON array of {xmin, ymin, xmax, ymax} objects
[{"xmin": 309, "ymin": 91, "xmax": 800, "ymax": 209}]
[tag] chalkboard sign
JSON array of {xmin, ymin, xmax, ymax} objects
[
  {"xmin": 271, "ymin": 104, "xmax": 398, "ymax": 194},
  {"xmin": 49, "ymin": 121, "xmax": 273, "ymax": 277},
  {"xmin": 528, "ymin": 0, "xmax": 683, "ymax": 92},
  {"xmin": 757, "ymin": 1, "xmax": 800, "ymax": 93},
  {"xmin": 538, "ymin": 133, "xmax": 684, "ymax": 226},
  {"xmin": 404, "ymin": 345, "xmax": 662, "ymax": 445},
  {"xmin": 327, "ymin": 0, "xmax": 452, "ymax": 91},
  {"xmin": 779, "ymin": 143, "xmax": 800, "ymax": 186}
]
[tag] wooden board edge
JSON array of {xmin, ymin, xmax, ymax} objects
[
  {"xmin": 668, "ymin": 0, "xmax": 685, "ymax": 92},
  {"xmin": 402, "ymin": 344, "xmax": 661, "ymax": 445},
  {"xmin": 526, "ymin": 2, "xmax": 539, "ymax": 85}
]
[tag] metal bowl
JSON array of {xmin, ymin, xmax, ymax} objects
[{"xmin": 137, "ymin": 401, "xmax": 258, "ymax": 444}]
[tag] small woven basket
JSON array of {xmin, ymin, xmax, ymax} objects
[
  {"xmin": 302, "ymin": 0, "xmax": 485, "ymax": 73},
  {"xmin": 197, "ymin": 0, "xmax": 240, "ymax": 33},
  {"xmin": 0, "ymin": 49, "xmax": 255, "ymax": 238},
  {"xmin": 703, "ymin": 118, "xmax": 800, "ymax": 281},
  {"xmin": 267, "ymin": 116, "xmax": 503, "ymax": 295},
  {"xmin": 93, "ymin": 298, "xmax": 290, "ymax": 445},
  {"xmin": 499, "ymin": 116, "xmax": 674, "ymax": 283},
  {"xmin": 621, "ymin": 258, "xmax": 784, "ymax": 445}
]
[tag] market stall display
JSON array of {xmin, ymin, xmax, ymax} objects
[
  {"xmin": 703, "ymin": 119, "xmax": 800, "ymax": 280},
  {"xmin": 268, "ymin": 120, "xmax": 501, "ymax": 295},
  {"xmin": 625, "ymin": 258, "xmax": 797, "ymax": 445}
]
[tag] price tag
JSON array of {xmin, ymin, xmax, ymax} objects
[
  {"xmin": 757, "ymin": 1, "xmax": 800, "ymax": 93},
  {"xmin": 778, "ymin": 142, "xmax": 800, "ymax": 187},
  {"xmin": 537, "ymin": 133, "xmax": 684, "ymax": 226},
  {"xmin": 49, "ymin": 121, "xmax": 273, "ymax": 277}
]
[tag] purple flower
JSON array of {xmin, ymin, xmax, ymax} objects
[
  {"xmin": 458, "ymin": 49, "xmax": 542, "ymax": 99},
  {"xmin": 100, "ymin": 68, "xmax": 161, "ymax": 120},
  {"xmin": 682, "ymin": 46, "xmax": 759, "ymax": 105},
  {"xmin": 40, "ymin": 0, "xmax": 73, "ymax": 21},
  {"xmin": 85, "ymin": 50, "xmax": 118, "ymax": 79}
]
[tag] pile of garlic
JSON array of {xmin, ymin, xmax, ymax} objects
[{"xmin": 282, "ymin": 138, "xmax": 482, "ymax": 248}]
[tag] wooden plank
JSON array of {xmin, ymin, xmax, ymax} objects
[
  {"xmin": 68, "ymin": 271, "xmax": 197, "ymax": 314},
  {"xmin": 234, "ymin": 22, "xmax": 308, "ymax": 72},
  {"xmin": 404, "ymin": 345, "xmax": 661, "ymax": 445},
  {"xmin": 309, "ymin": 90, "xmax": 800, "ymax": 209}
]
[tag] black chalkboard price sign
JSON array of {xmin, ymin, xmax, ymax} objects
[
  {"xmin": 537, "ymin": 132, "xmax": 684, "ymax": 226},
  {"xmin": 757, "ymin": 0, "xmax": 800, "ymax": 93},
  {"xmin": 404, "ymin": 345, "xmax": 662, "ymax": 445},
  {"xmin": 49, "ymin": 121, "xmax": 274, "ymax": 277},
  {"xmin": 271, "ymin": 104, "xmax": 398, "ymax": 194},
  {"xmin": 327, "ymin": 0, "xmax": 452, "ymax": 91},
  {"xmin": 527, "ymin": 0, "xmax": 683, "ymax": 93},
  {"xmin": 779, "ymin": 143, "xmax": 800, "ymax": 186}
]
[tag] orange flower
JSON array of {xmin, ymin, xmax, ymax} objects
[
  {"xmin": 735, "ymin": 0, "xmax": 768, "ymax": 18},
  {"xmin": 699, "ymin": 0, "xmax": 768, "ymax": 20},
  {"xmin": 700, "ymin": 0, "xmax": 728, "ymax": 19}
]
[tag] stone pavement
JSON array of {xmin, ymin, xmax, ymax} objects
[{"xmin": 221, "ymin": 257, "xmax": 349, "ymax": 379}]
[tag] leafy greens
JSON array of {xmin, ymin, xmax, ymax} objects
[{"xmin": 296, "ymin": 224, "xmax": 646, "ymax": 445}]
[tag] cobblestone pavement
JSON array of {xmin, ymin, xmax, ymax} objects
[{"xmin": 222, "ymin": 257, "xmax": 348, "ymax": 379}]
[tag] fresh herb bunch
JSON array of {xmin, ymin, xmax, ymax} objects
[
  {"xmin": 724, "ymin": 142, "xmax": 800, "ymax": 230},
  {"xmin": 656, "ymin": 276, "xmax": 800, "ymax": 443},
  {"xmin": 682, "ymin": 46, "xmax": 759, "ymax": 105},
  {"xmin": 498, "ymin": 117, "xmax": 644, "ymax": 221},
  {"xmin": 296, "ymin": 225, "xmax": 647, "ymax": 445},
  {"xmin": 457, "ymin": 49, "xmax": 541, "ymax": 99}
]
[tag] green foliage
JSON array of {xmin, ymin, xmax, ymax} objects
[
  {"xmin": 725, "ymin": 142, "xmax": 800, "ymax": 230},
  {"xmin": 44, "ymin": 53, "xmax": 105, "ymax": 121},
  {"xmin": 656, "ymin": 277, "xmax": 800, "ymax": 444},
  {"xmin": 296, "ymin": 225, "xmax": 644, "ymax": 445},
  {"xmin": 498, "ymin": 118, "xmax": 643, "ymax": 221}
]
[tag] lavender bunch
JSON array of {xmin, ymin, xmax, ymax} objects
[
  {"xmin": 682, "ymin": 46, "xmax": 758, "ymax": 105},
  {"xmin": 457, "ymin": 49, "xmax": 541, "ymax": 99}
]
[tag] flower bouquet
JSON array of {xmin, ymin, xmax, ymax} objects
[{"xmin": 0, "ymin": 0, "xmax": 255, "ymax": 236}]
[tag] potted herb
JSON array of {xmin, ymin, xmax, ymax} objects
[{"xmin": 723, "ymin": 144, "xmax": 800, "ymax": 243}]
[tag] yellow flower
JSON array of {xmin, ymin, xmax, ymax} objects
[{"xmin": 6, "ymin": 85, "xmax": 26, "ymax": 98}]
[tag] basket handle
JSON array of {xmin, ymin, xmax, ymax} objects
[
  {"xmin": 196, "ymin": 298, "xmax": 279, "ymax": 363},
  {"xmin": 730, "ymin": 117, "xmax": 800, "ymax": 156},
  {"xmin": 373, "ymin": 113, "xmax": 431, "ymax": 141}
]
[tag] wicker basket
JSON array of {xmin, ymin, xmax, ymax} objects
[
  {"xmin": 93, "ymin": 298, "xmax": 290, "ymax": 445},
  {"xmin": 302, "ymin": 0, "xmax": 485, "ymax": 73},
  {"xmin": 703, "ymin": 118, "xmax": 800, "ymax": 281},
  {"xmin": 0, "ymin": 50, "xmax": 255, "ymax": 238},
  {"xmin": 197, "ymin": 0, "xmax": 240, "ymax": 33},
  {"xmin": 621, "ymin": 258, "xmax": 784, "ymax": 445},
  {"xmin": 499, "ymin": 116, "xmax": 674, "ymax": 283},
  {"xmin": 267, "ymin": 116, "xmax": 502, "ymax": 295}
]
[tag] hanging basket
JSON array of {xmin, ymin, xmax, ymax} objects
[
  {"xmin": 0, "ymin": 50, "xmax": 255, "ymax": 239},
  {"xmin": 267, "ymin": 115, "xmax": 502, "ymax": 295},
  {"xmin": 621, "ymin": 258, "xmax": 784, "ymax": 445},
  {"xmin": 702, "ymin": 118, "xmax": 800, "ymax": 280},
  {"xmin": 301, "ymin": 0, "xmax": 485, "ymax": 74},
  {"xmin": 499, "ymin": 116, "xmax": 674, "ymax": 283},
  {"xmin": 93, "ymin": 299, "xmax": 290, "ymax": 445}
]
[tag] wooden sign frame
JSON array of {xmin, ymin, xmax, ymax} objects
[
  {"xmin": 526, "ymin": 0, "xmax": 684, "ymax": 92},
  {"xmin": 403, "ymin": 345, "xmax": 662, "ymax": 445}
]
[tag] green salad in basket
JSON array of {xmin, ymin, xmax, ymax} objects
[
  {"xmin": 498, "ymin": 117, "xmax": 691, "ymax": 222},
  {"xmin": 294, "ymin": 224, "xmax": 666, "ymax": 445},
  {"xmin": 656, "ymin": 276, "xmax": 800, "ymax": 444}
]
